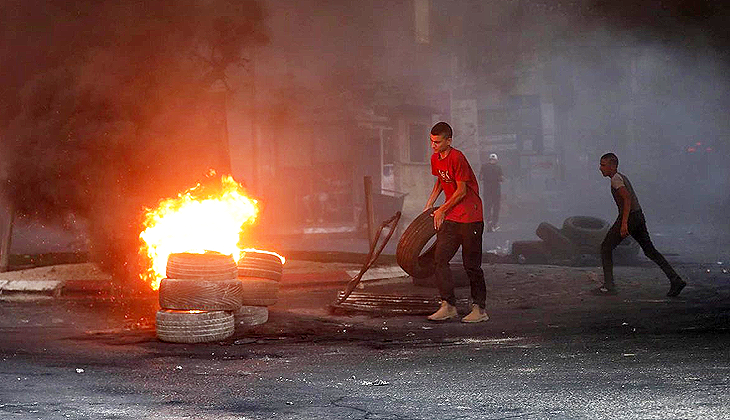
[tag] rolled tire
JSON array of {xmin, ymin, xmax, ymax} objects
[
  {"xmin": 239, "ymin": 277, "xmax": 279, "ymax": 307},
  {"xmin": 155, "ymin": 310, "xmax": 234, "ymax": 343},
  {"xmin": 561, "ymin": 216, "xmax": 610, "ymax": 252},
  {"xmin": 396, "ymin": 207, "xmax": 438, "ymax": 279},
  {"xmin": 166, "ymin": 253, "xmax": 237, "ymax": 280},
  {"xmin": 159, "ymin": 278, "xmax": 243, "ymax": 311},
  {"xmin": 535, "ymin": 222, "xmax": 575, "ymax": 256},
  {"xmin": 511, "ymin": 240, "xmax": 549, "ymax": 264},
  {"xmin": 233, "ymin": 305, "xmax": 269, "ymax": 328}
]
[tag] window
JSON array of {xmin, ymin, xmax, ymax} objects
[{"xmin": 409, "ymin": 123, "xmax": 428, "ymax": 163}]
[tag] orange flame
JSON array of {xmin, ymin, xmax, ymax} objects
[{"xmin": 139, "ymin": 174, "xmax": 265, "ymax": 290}]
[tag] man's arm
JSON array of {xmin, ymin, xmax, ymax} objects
[
  {"xmin": 432, "ymin": 180, "xmax": 467, "ymax": 230},
  {"xmin": 425, "ymin": 178, "xmax": 442, "ymax": 211},
  {"xmin": 617, "ymin": 186, "xmax": 631, "ymax": 237}
]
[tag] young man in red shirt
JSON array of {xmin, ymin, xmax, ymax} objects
[{"xmin": 425, "ymin": 122, "xmax": 489, "ymax": 322}]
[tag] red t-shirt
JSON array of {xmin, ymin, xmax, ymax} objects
[{"xmin": 431, "ymin": 148, "xmax": 483, "ymax": 223}]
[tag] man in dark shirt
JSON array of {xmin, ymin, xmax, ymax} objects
[
  {"xmin": 479, "ymin": 153, "xmax": 503, "ymax": 232},
  {"xmin": 594, "ymin": 152, "xmax": 686, "ymax": 297}
]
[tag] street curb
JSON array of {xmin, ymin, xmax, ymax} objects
[
  {"xmin": 345, "ymin": 266, "xmax": 408, "ymax": 282},
  {"xmin": 61, "ymin": 279, "xmax": 114, "ymax": 295},
  {"xmin": 280, "ymin": 271, "xmax": 351, "ymax": 288},
  {"xmin": 0, "ymin": 264, "xmax": 411, "ymax": 297},
  {"xmin": 0, "ymin": 280, "xmax": 63, "ymax": 296}
]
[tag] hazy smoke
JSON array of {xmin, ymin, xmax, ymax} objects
[{"xmin": 0, "ymin": 0, "xmax": 267, "ymax": 281}]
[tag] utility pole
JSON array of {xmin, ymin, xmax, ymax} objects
[
  {"xmin": 364, "ymin": 176, "xmax": 376, "ymax": 248},
  {"xmin": 0, "ymin": 183, "xmax": 14, "ymax": 272}
]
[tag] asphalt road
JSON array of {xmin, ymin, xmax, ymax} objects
[{"xmin": 1, "ymin": 261, "xmax": 730, "ymax": 420}]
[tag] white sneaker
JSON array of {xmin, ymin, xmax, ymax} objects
[
  {"xmin": 461, "ymin": 304, "xmax": 489, "ymax": 323},
  {"xmin": 427, "ymin": 301, "xmax": 458, "ymax": 321}
]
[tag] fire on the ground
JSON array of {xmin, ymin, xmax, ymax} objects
[{"xmin": 138, "ymin": 174, "xmax": 284, "ymax": 290}]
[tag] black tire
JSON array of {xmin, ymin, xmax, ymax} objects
[
  {"xmin": 562, "ymin": 216, "xmax": 610, "ymax": 252},
  {"xmin": 239, "ymin": 251, "xmax": 284, "ymax": 265},
  {"xmin": 233, "ymin": 305, "xmax": 269, "ymax": 328},
  {"xmin": 155, "ymin": 310, "xmax": 234, "ymax": 343},
  {"xmin": 158, "ymin": 278, "xmax": 243, "ymax": 311},
  {"xmin": 166, "ymin": 253, "xmax": 237, "ymax": 280},
  {"xmin": 397, "ymin": 208, "xmax": 438, "ymax": 279},
  {"xmin": 535, "ymin": 222, "xmax": 575, "ymax": 256},
  {"xmin": 511, "ymin": 240, "xmax": 549, "ymax": 264},
  {"xmin": 237, "ymin": 268, "xmax": 282, "ymax": 281},
  {"xmin": 239, "ymin": 277, "xmax": 279, "ymax": 306},
  {"xmin": 238, "ymin": 251, "xmax": 284, "ymax": 281}
]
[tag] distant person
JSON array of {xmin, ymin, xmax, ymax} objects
[
  {"xmin": 424, "ymin": 122, "xmax": 489, "ymax": 323},
  {"xmin": 479, "ymin": 153, "xmax": 503, "ymax": 232},
  {"xmin": 593, "ymin": 152, "xmax": 686, "ymax": 296}
]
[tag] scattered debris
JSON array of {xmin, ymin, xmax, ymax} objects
[{"xmin": 361, "ymin": 379, "xmax": 390, "ymax": 386}]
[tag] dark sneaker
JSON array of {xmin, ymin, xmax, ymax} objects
[
  {"xmin": 667, "ymin": 279, "xmax": 686, "ymax": 297},
  {"xmin": 590, "ymin": 284, "xmax": 617, "ymax": 295}
]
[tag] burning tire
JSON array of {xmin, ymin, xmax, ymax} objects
[
  {"xmin": 155, "ymin": 310, "xmax": 234, "ymax": 343},
  {"xmin": 239, "ymin": 277, "xmax": 279, "ymax": 306},
  {"xmin": 233, "ymin": 305, "xmax": 269, "ymax": 328},
  {"xmin": 237, "ymin": 251, "xmax": 283, "ymax": 282},
  {"xmin": 535, "ymin": 222, "xmax": 574, "ymax": 256},
  {"xmin": 158, "ymin": 278, "xmax": 243, "ymax": 311},
  {"xmin": 166, "ymin": 253, "xmax": 238, "ymax": 280},
  {"xmin": 396, "ymin": 207, "xmax": 438, "ymax": 279}
]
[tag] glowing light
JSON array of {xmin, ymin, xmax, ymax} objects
[{"xmin": 139, "ymin": 174, "xmax": 266, "ymax": 290}]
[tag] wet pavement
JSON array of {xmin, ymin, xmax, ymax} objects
[{"xmin": 1, "ymin": 256, "xmax": 730, "ymax": 419}]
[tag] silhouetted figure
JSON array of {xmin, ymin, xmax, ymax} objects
[
  {"xmin": 479, "ymin": 153, "xmax": 503, "ymax": 232},
  {"xmin": 593, "ymin": 152, "xmax": 686, "ymax": 297}
]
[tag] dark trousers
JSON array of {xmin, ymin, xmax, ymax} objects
[
  {"xmin": 483, "ymin": 189, "xmax": 500, "ymax": 225},
  {"xmin": 601, "ymin": 210, "xmax": 679, "ymax": 286},
  {"xmin": 434, "ymin": 220, "xmax": 486, "ymax": 309}
]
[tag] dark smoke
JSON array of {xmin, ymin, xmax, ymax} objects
[{"xmin": 0, "ymin": 0, "xmax": 268, "ymax": 282}]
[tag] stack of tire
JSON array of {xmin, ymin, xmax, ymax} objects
[
  {"xmin": 236, "ymin": 250, "xmax": 283, "ymax": 323},
  {"xmin": 155, "ymin": 251, "xmax": 283, "ymax": 343},
  {"xmin": 512, "ymin": 216, "xmax": 640, "ymax": 264}
]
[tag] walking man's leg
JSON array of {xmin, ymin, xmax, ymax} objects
[
  {"xmin": 628, "ymin": 212, "xmax": 686, "ymax": 296},
  {"xmin": 596, "ymin": 220, "xmax": 623, "ymax": 294},
  {"xmin": 428, "ymin": 221, "xmax": 461, "ymax": 321},
  {"xmin": 492, "ymin": 189, "xmax": 501, "ymax": 228},
  {"xmin": 460, "ymin": 221, "xmax": 489, "ymax": 322}
]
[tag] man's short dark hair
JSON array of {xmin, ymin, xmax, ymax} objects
[
  {"xmin": 601, "ymin": 152, "xmax": 618, "ymax": 167},
  {"xmin": 431, "ymin": 122, "xmax": 452, "ymax": 139}
]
